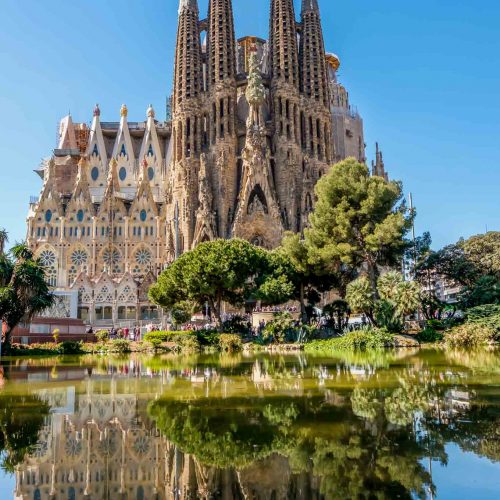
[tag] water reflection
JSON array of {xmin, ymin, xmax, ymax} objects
[{"xmin": 0, "ymin": 349, "xmax": 498, "ymax": 499}]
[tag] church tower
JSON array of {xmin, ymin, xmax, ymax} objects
[
  {"xmin": 298, "ymin": 0, "xmax": 333, "ymax": 228},
  {"xmin": 169, "ymin": 0, "xmax": 204, "ymax": 255},
  {"xmin": 269, "ymin": 0, "xmax": 303, "ymax": 232},
  {"xmin": 205, "ymin": 0, "xmax": 238, "ymax": 239}
]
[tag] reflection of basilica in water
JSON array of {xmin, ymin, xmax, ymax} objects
[
  {"xmin": 8, "ymin": 350, "xmax": 498, "ymax": 500},
  {"xmin": 13, "ymin": 375, "xmax": 324, "ymax": 500}
]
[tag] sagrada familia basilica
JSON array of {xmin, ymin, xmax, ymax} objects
[{"xmin": 26, "ymin": 0, "xmax": 388, "ymax": 325}]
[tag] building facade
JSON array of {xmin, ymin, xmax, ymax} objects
[{"xmin": 26, "ymin": 0, "xmax": 375, "ymax": 326}]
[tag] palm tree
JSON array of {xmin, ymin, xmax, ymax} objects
[
  {"xmin": 0, "ymin": 229, "xmax": 8, "ymax": 256},
  {"xmin": 0, "ymin": 244, "xmax": 54, "ymax": 353}
]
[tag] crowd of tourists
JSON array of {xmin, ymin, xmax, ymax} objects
[{"xmin": 253, "ymin": 305, "xmax": 299, "ymax": 313}]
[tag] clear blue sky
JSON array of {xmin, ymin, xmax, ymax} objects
[{"xmin": 0, "ymin": 0, "xmax": 498, "ymax": 249}]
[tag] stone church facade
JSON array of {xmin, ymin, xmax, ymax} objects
[{"xmin": 26, "ymin": 0, "xmax": 385, "ymax": 325}]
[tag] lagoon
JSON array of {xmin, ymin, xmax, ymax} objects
[{"xmin": 0, "ymin": 349, "xmax": 499, "ymax": 499}]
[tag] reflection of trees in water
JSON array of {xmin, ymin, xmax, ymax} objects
[
  {"xmin": 149, "ymin": 392, "xmax": 437, "ymax": 499},
  {"xmin": 0, "ymin": 394, "xmax": 49, "ymax": 473}
]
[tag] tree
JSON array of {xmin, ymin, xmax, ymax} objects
[
  {"xmin": 149, "ymin": 239, "xmax": 267, "ymax": 328},
  {"xmin": 461, "ymin": 231, "xmax": 500, "ymax": 278},
  {"xmin": 415, "ymin": 243, "xmax": 480, "ymax": 289},
  {"xmin": 306, "ymin": 158, "xmax": 412, "ymax": 295},
  {"xmin": 346, "ymin": 272, "xmax": 421, "ymax": 331},
  {"xmin": 0, "ymin": 243, "xmax": 54, "ymax": 352},
  {"xmin": 346, "ymin": 277, "xmax": 376, "ymax": 325},
  {"xmin": 0, "ymin": 394, "xmax": 50, "ymax": 473}
]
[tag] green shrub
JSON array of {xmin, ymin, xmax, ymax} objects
[
  {"xmin": 177, "ymin": 335, "xmax": 199, "ymax": 353},
  {"xmin": 143, "ymin": 331, "xmax": 194, "ymax": 343},
  {"xmin": 417, "ymin": 328, "xmax": 443, "ymax": 343},
  {"xmin": 221, "ymin": 316, "xmax": 251, "ymax": 335},
  {"xmin": 444, "ymin": 324, "xmax": 498, "ymax": 348},
  {"xmin": 305, "ymin": 329, "xmax": 395, "ymax": 352},
  {"xmin": 111, "ymin": 339, "xmax": 131, "ymax": 354},
  {"xmin": 218, "ymin": 334, "xmax": 242, "ymax": 352},
  {"xmin": 95, "ymin": 330, "xmax": 109, "ymax": 342},
  {"xmin": 143, "ymin": 331, "xmax": 199, "ymax": 352},
  {"xmin": 196, "ymin": 329, "xmax": 220, "ymax": 346},
  {"xmin": 426, "ymin": 319, "xmax": 446, "ymax": 331},
  {"xmin": 58, "ymin": 341, "xmax": 83, "ymax": 355},
  {"xmin": 262, "ymin": 313, "xmax": 297, "ymax": 344},
  {"xmin": 465, "ymin": 304, "xmax": 500, "ymax": 333}
]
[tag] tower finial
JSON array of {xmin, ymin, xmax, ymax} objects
[
  {"xmin": 302, "ymin": 0, "xmax": 319, "ymax": 13},
  {"xmin": 93, "ymin": 104, "xmax": 101, "ymax": 117},
  {"xmin": 147, "ymin": 104, "xmax": 155, "ymax": 119},
  {"xmin": 120, "ymin": 104, "xmax": 128, "ymax": 118},
  {"xmin": 179, "ymin": 0, "xmax": 198, "ymax": 14}
]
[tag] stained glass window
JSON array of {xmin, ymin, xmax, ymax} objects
[
  {"xmin": 45, "ymin": 210, "xmax": 52, "ymax": 223},
  {"xmin": 140, "ymin": 209, "xmax": 147, "ymax": 222},
  {"xmin": 91, "ymin": 167, "xmax": 99, "ymax": 181},
  {"xmin": 119, "ymin": 167, "xmax": 127, "ymax": 181}
]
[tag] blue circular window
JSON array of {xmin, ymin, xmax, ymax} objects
[
  {"xmin": 140, "ymin": 209, "xmax": 147, "ymax": 222},
  {"xmin": 119, "ymin": 167, "xmax": 127, "ymax": 181},
  {"xmin": 45, "ymin": 210, "xmax": 52, "ymax": 223},
  {"xmin": 77, "ymin": 210, "xmax": 84, "ymax": 223},
  {"xmin": 91, "ymin": 167, "xmax": 99, "ymax": 181},
  {"xmin": 148, "ymin": 167, "xmax": 155, "ymax": 181}
]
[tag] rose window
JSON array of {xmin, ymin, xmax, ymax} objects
[
  {"xmin": 133, "ymin": 436, "xmax": 150, "ymax": 456},
  {"xmin": 135, "ymin": 249, "xmax": 152, "ymax": 266},
  {"xmin": 65, "ymin": 436, "xmax": 82, "ymax": 458},
  {"xmin": 39, "ymin": 250, "xmax": 56, "ymax": 267},
  {"xmin": 103, "ymin": 250, "xmax": 120, "ymax": 266},
  {"xmin": 72, "ymin": 250, "xmax": 87, "ymax": 266}
]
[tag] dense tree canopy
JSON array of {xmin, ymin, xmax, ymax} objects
[
  {"xmin": 149, "ymin": 239, "xmax": 269, "ymax": 326},
  {"xmin": 305, "ymin": 158, "xmax": 413, "ymax": 294}
]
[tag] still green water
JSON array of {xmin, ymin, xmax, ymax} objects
[{"xmin": 0, "ymin": 349, "xmax": 499, "ymax": 500}]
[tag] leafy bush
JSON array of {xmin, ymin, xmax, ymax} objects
[
  {"xmin": 221, "ymin": 316, "xmax": 251, "ymax": 335},
  {"xmin": 465, "ymin": 304, "xmax": 500, "ymax": 333},
  {"xmin": 196, "ymin": 329, "xmax": 220, "ymax": 346},
  {"xmin": 218, "ymin": 334, "xmax": 242, "ymax": 352},
  {"xmin": 58, "ymin": 341, "xmax": 83, "ymax": 355},
  {"xmin": 305, "ymin": 329, "xmax": 395, "ymax": 351},
  {"xmin": 143, "ymin": 331, "xmax": 195, "ymax": 343},
  {"xmin": 444, "ymin": 324, "xmax": 498, "ymax": 348},
  {"xmin": 95, "ymin": 330, "xmax": 109, "ymax": 342},
  {"xmin": 262, "ymin": 313, "xmax": 296, "ymax": 344},
  {"xmin": 111, "ymin": 339, "xmax": 131, "ymax": 354},
  {"xmin": 143, "ymin": 331, "xmax": 199, "ymax": 352},
  {"xmin": 417, "ymin": 328, "xmax": 443, "ymax": 343},
  {"xmin": 426, "ymin": 319, "xmax": 446, "ymax": 331}
]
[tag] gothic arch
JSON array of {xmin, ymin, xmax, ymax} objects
[
  {"xmin": 99, "ymin": 246, "xmax": 123, "ymax": 275},
  {"xmin": 66, "ymin": 244, "xmax": 90, "ymax": 286},
  {"xmin": 35, "ymin": 245, "xmax": 58, "ymax": 287},
  {"xmin": 131, "ymin": 244, "xmax": 154, "ymax": 277},
  {"xmin": 247, "ymin": 185, "xmax": 268, "ymax": 215}
]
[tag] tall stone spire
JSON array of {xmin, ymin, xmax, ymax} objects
[
  {"xmin": 207, "ymin": 0, "xmax": 236, "ymax": 87},
  {"xmin": 299, "ymin": 0, "xmax": 329, "ymax": 107},
  {"xmin": 301, "ymin": 0, "xmax": 319, "ymax": 12},
  {"xmin": 269, "ymin": 0, "xmax": 299, "ymax": 87},
  {"xmin": 173, "ymin": 0, "xmax": 203, "ymax": 113}
]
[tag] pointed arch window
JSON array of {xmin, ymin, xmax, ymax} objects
[
  {"xmin": 147, "ymin": 144, "xmax": 154, "ymax": 157},
  {"xmin": 120, "ymin": 144, "xmax": 127, "ymax": 156},
  {"xmin": 45, "ymin": 210, "xmax": 53, "ymax": 223},
  {"xmin": 92, "ymin": 144, "xmax": 99, "ymax": 156},
  {"xmin": 148, "ymin": 167, "xmax": 155, "ymax": 181}
]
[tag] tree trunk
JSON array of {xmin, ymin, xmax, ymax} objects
[
  {"xmin": 1, "ymin": 327, "xmax": 12, "ymax": 355},
  {"xmin": 299, "ymin": 283, "xmax": 308, "ymax": 324},
  {"xmin": 367, "ymin": 262, "xmax": 380, "ymax": 300}
]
